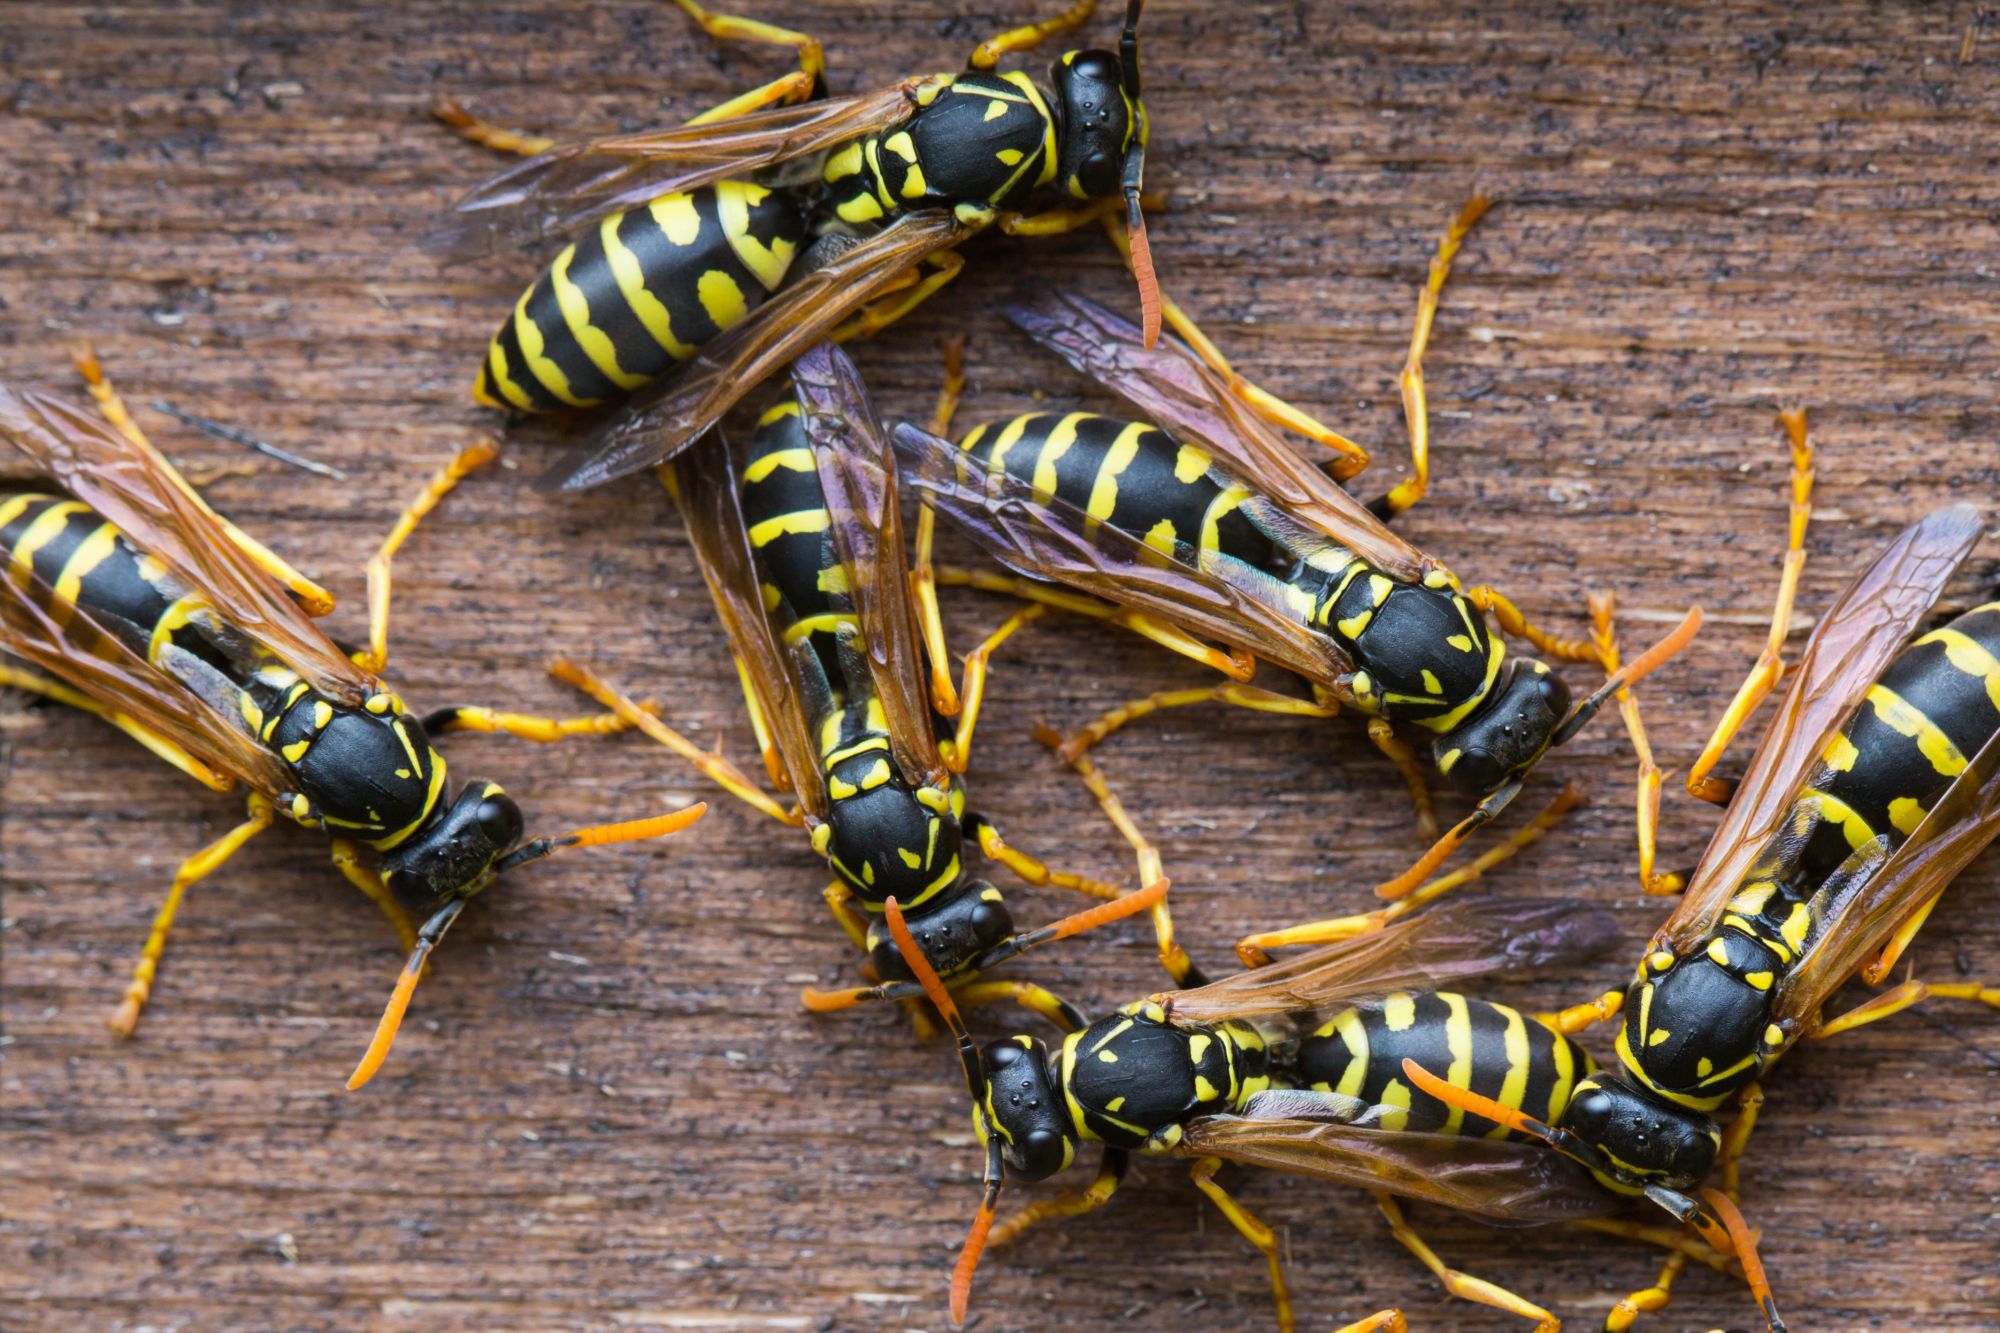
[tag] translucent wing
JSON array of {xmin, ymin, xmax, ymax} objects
[
  {"xmin": 1778, "ymin": 721, "xmax": 2000, "ymax": 1027},
  {"xmin": 542, "ymin": 208, "xmax": 977, "ymax": 493},
  {"xmin": 668, "ymin": 436, "xmax": 829, "ymax": 820},
  {"xmin": 1654, "ymin": 504, "xmax": 1986, "ymax": 953},
  {"xmin": 790, "ymin": 343, "xmax": 945, "ymax": 788},
  {"xmin": 435, "ymin": 81, "xmax": 930, "ymax": 261},
  {"xmin": 0, "ymin": 389, "xmax": 376, "ymax": 708},
  {"xmin": 891, "ymin": 420, "xmax": 1357, "ymax": 694},
  {"xmin": 1159, "ymin": 899, "xmax": 1621, "ymax": 1024},
  {"xmin": 1003, "ymin": 291, "xmax": 1428, "ymax": 582},
  {"xmin": 1179, "ymin": 1111, "xmax": 1617, "ymax": 1224}
]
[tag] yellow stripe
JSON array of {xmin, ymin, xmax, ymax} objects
[
  {"xmin": 480, "ymin": 339, "xmax": 538, "ymax": 411},
  {"xmin": 717, "ymin": 181, "xmax": 796, "ymax": 292},
  {"xmin": 1807, "ymin": 789, "xmax": 1881, "ymax": 851},
  {"xmin": 824, "ymin": 735, "xmax": 889, "ymax": 766},
  {"xmin": 0, "ymin": 494, "xmax": 41, "ymax": 532},
  {"xmin": 782, "ymin": 611, "xmax": 854, "ymax": 646},
  {"xmin": 1491, "ymin": 1005, "xmax": 1530, "ymax": 1140},
  {"xmin": 373, "ymin": 748, "xmax": 448, "ymax": 851},
  {"xmin": 748, "ymin": 508, "xmax": 830, "ymax": 546},
  {"xmin": 1546, "ymin": 1025, "xmax": 1579, "ymax": 1122},
  {"xmin": 1029, "ymin": 412, "xmax": 1091, "ymax": 499},
  {"xmin": 1198, "ymin": 485, "xmax": 1251, "ymax": 571},
  {"xmin": 1918, "ymin": 625, "xmax": 2000, "ymax": 714},
  {"xmin": 986, "ymin": 415, "xmax": 1038, "ymax": 479},
  {"xmin": 1420, "ymin": 626, "xmax": 1506, "ymax": 734},
  {"xmin": 1866, "ymin": 683, "xmax": 1967, "ymax": 778},
  {"xmin": 7, "ymin": 501, "xmax": 88, "ymax": 591},
  {"xmin": 510, "ymin": 279, "xmax": 585, "ymax": 407},
  {"xmin": 1083, "ymin": 420, "xmax": 1148, "ymax": 524},
  {"xmin": 49, "ymin": 521, "xmax": 120, "ymax": 628},
  {"xmin": 743, "ymin": 446, "xmax": 815, "ymax": 483},
  {"xmin": 602, "ymin": 212, "xmax": 695, "ymax": 362},
  {"xmin": 551, "ymin": 247, "xmax": 647, "ymax": 391},
  {"xmin": 1440, "ymin": 993, "xmax": 1472, "ymax": 1136}
]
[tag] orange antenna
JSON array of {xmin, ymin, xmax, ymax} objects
[
  {"xmin": 1398, "ymin": 1058, "xmax": 1611, "ymax": 1177},
  {"xmin": 1698, "ymin": 1188, "xmax": 1784, "ymax": 1332},
  {"xmin": 494, "ymin": 802, "xmax": 707, "ymax": 874},
  {"xmin": 1553, "ymin": 605, "xmax": 1702, "ymax": 746}
]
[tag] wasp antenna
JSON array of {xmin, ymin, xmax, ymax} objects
[
  {"xmin": 493, "ymin": 802, "xmax": 707, "ymax": 874},
  {"xmin": 347, "ymin": 898, "xmax": 465, "ymax": 1091},
  {"xmin": 1554, "ymin": 605, "xmax": 1702, "ymax": 747},
  {"xmin": 883, "ymin": 897, "xmax": 982, "ymax": 1100},
  {"xmin": 951, "ymin": 1136, "xmax": 1005, "ymax": 1325},
  {"xmin": 1698, "ymin": 1188, "xmax": 1785, "ymax": 1332}
]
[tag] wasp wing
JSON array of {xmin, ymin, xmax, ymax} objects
[
  {"xmin": 890, "ymin": 420, "xmax": 1357, "ymax": 694},
  {"xmin": 1777, "ymin": 718, "xmax": 2000, "ymax": 1028},
  {"xmin": 1158, "ymin": 899, "xmax": 1621, "ymax": 1025},
  {"xmin": 0, "ymin": 388, "xmax": 374, "ymax": 708},
  {"xmin": 1003, "ymin": 291, "xmax": 1429, "ymax": 583},
  {"xmin": 790, "ymin": 343, "xmax": 946, "ymax": 789},
  {"xmin": 1179, "ymin": 1110, "xmax": 1617, "ymax": 1224},
  {"xmin": 542, "ymin": 208, "xmax": 977, "ymax": 493},
  {"xmin": 1654, "ymin": 504, "xmax": 1987, "ymax": 955},
  {"xmin": 668, "ymin": 436, "xmax": 830, "ymax": 821},
  {"xmin": 434, "ymin": 80, "xmax": 929, "ymax": 261}
]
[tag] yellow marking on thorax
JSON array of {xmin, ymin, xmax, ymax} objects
[
  {"xmin": 371, "ymin": 749, "xmax": 448, "ymax": 852},
  {"xmin": 1918, "ymin": 625, "xmax": 2000, "ymax": 712},
  {"xmin": 550, "ymin": 247, "xmax": 648, "ymax": 391},
  {"xmin": 1822, "ymin": 732, "xmax": 1860, "ymax": 773},
  {"xmin": 782, "ymin": 611, "xmax": 855, "ymax": 647},
  {"xmin": 1381, "ymin": 993, "xmax": 1418, "ymax": 1032},
  {"xmin": 1866, "ymin": 683, "xmax": 1968, "ymax": 778},
  {"xmin": 1319, "ymin": 1008, "xmax": 1371, "ymax": 1100},
  {"xmin": 1545, "ymin": 1026, "xmax": 1581, "ymax": 1122},
  {"xmin": 1375, "ymin": 1077, "xmax": 1413, "ymax": 1132},
  {"xmin": 1197, "ymin": 484, "xmax": 1252, "ymax": 570},
  {"xmin": 1418, "ymin": 630, "xmax": 1507, "ymax": 735},
  {"xmin": 1171, "ymin": 442, "xmax": 1211, "ymax": 484}
]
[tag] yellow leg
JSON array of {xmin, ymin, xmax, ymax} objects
[
  {"xmin": 70, "ymin": 342, "xmax": 335, "ymax": 615},
  {"xmin": 952, "ymin": 978, "xmax": 1087, "ymax": 1033},
  {"xmin": 1467, "ymin": 586, "xmax": 1599, "ymax": 663},
  {"xmin": 1334, "ymin": 1313, "xmax": 1408, "ymax": 1333},
  {"xmin": 1374, "ymin": 1192, "xmax": 1555, "ymax": 1333},
  {"xmin": 0, "ymin": 663, "xmax": 233, "ymax": 792},
  {"xmin": 1368, "ymin": 717, "xmax": 1437, "ymax": 841},
  {"xmin": 1536, "ymin": 987, "xmax": 1623, "ymax": 1037},
  {"xmin": 932, "ymin": 563, "xmax": 1256, "ymax": 680},
  {"xmin": 1236, "ymin": 784, "xmax": 1580, "ymax": 967},
  {"xmin": 1032, "ymin": 724, "xmax": 1199, "ymax": 986},
  {"xmin": 1590, "ymin": 592, "xmax": 1684, "ymax": 896},
  {"xmin": 670, "ymin": 0, "xmax": 823, "ymax": 86},
  {"xmin": 328, "ymin": 838, "xmax": 419, "ymax": 953},
  {"xmin": 1686, "ymin": 408, "xmax": 1815, "ymax": 805},
  {"xmin": 1191, "ymin": 1158, "xmax": 1295, "ymax": 1333},
  {"xmin": 353, "ymin": 440, "xmax": 497, "ymax": 676},
  {"xmin": 1373, "ymin": 197, "xmax": 1493, "ymax": 519},
  {"xmin": 1813, "ymin": 976, "xmax": 2000, "ymax": 1040},
  {"xmin": 823, "ymin": 880, "xmax": 871, "ymax": 953},
  {"xmin": 427, "ymin": 704, "xmax": 646, "ymax": 743},
  {"xmin": 430, "ymin": 98, "xmax": 557, "ymax": 156},
  {"xmin": 550, "ymin": 658, "xmax": 797, "ymax": 825},
  {"xmin": 972, "ymin": 816, "xmax": 1121, "ymax": 902},
  {"xmin": 939, "ymin": 604, "xmax": 1046, "ymax": 773},
  {"xmin": 830, "ymin": 249, "xmax": 966, "ymax": 343},
  {"xmin": 913, "ymin": 337, "xmax": 968, "ymax": 715},
  {"xmin": 1718, "ymin": 1082, "xmax": 1763, "ymax": 1201},
  {"xmin": 1607, "ymin": 1250, "xmax": 1687, "ymax": 1333},
  {"xmin": 989, "ymin": 1150, "xmax": 1127, "ymax": 1248},
  {"xmin": 1102, "ymin": 215, "xmax": 1371, "ymax": 478},
  {"xmin": 968, "ymin": 0, "xmax": 1099, "ymax": 67},
  {"xmin": 1863, "ymin": 887, "xmax": 1943, "ymax": 984},
  {"xmin": 731, "ymin": 650, "xmax": 793, "ymax": 793},
  {"xmin": 107, "ymin": 794, "xmax": 275, "ymax": 1037},
  {"xmin": 1057, "ymin": 681, "xmax": 1339, "ymax": 763}
]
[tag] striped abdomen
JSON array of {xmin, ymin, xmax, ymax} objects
[
  {"xmin": 822, "ymin": 71, "xmax": 1056, "ymax": 227},
  {"xmin": 954, "ymin": 411, "xmax": 1500, "ymax": 724},
  {"xmin": 1296, "ymin": 991, "xmax": 1594, "ymax": 1139},
  {"xmin": 0, "ymin": 491, "xmax": 444, "ymax": 846},
  {"xmin": 739, "ymin": 400, "xmax": 852, "ymax": 686},
  {"xmin": 475, "ymin": 181, "xmax": 808, "ymax": 412}
]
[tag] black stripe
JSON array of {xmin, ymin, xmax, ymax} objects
[
  {"xmin": 489, "ymin": 318, "xmax": 567, "ymax": 412},
  {"xmin": 519, "ymin": 262, "xmax": 621, "ymax": 406},
  {"xmin": 0, "ymin": 494, "xmax": 62, "ymax": 553},
  {"xmin": 568, "ymin": 218, "xmax": 674, "ymax": 384}
]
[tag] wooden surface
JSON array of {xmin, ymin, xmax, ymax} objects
[{"xmin": 4, "ymin": 3, "xmax": 1999, "ymax": 1330}]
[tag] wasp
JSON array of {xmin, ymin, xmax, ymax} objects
[
  {"xmin": 889, "ymin": 218, "xmax": 1699, "ymax": 929},
  {"xmin": 432, "ymin": 0, "xmax": 1172, "ymax": 493},
  {"xmin": 878, "ymin": 885, "xmax": 1765, "ymax": 1333},
  {"xmin": 545, "ymin": 340, "xmax": 1163, "ymax": 1026},
  {"xmin": 0, "ymin": 349, "xmax": 706, "ymax": 1087},
  {"xmin": 1409, "ymin": 423, "xmax": 2000, "ymax": 1329}
]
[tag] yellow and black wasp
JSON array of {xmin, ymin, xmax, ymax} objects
[
  {"xmin": 879, "ymin": 888, "xmax": 1764, "ymax": 1333},
  {"xmin": 547, "ymin": 340, "xmax": 1161, "ymax": 1023},
  {"xmin": 889, "ymin": 232, "xmax": 1699, "ymax": 931},
  {"xmin": 0, "ymin": 349, "xmax": 705, "ymax": 1087},
  {"xmin": 433, "ymin": 0, "xmax": 1166, "ymax": 492},
  {"xmin": 1407, "ymin": 437, "xmax": 2000, "ymax": 1329}
]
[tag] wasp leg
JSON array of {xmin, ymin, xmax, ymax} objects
[
  {"xmin": 1536, "ymin": 987, "xmax": 1624, "ymax": 1037},
  {"xmin": 912, "ymin": 337, "xmax": 969, "ymax": 715},
  {"xmin": 1190, "ymin": 1158, "xmax": 1296, "ymax": 1333},
  {"xmin": 1057, "ymin": 681, "xmax": 1339, "ymax": 763},
  {"xmin": 1367, "ymin": 197, "xmax": 1492, "ymax": 520},
  {"xmin": 1374, "ymin": 1192, "xmax": 1554, "ymax": 1333},
  {"xmin": 1590, "ymin": 592, "xmax": 1685, "ymax": 896},
  {"xmin": 1606, "ymin": 1250, "xmax": 1686, "ymax": 1333},
  {"xmin": 952, "ymin": 978, "xmax": 1087, "ymax": 1033},
  {"xmin": 939, "ymin": 604, "xmax": 1046, "ymax": 773},
  {"xmin": 550, "ymin": 659, "xmax": 798, "ymax": 825},
  {"xmin": 328, "ymin": 838, "xmax": 419, "ymax": 954},
  {"xmin": 1685, "ymin": 409, "xmax": 1815, "ymax": 806},
  {"xmin": 1101, "ymin": 217, "xmax": 1370, "ymax": 478},
  {"xmin": 1368, "ymin": 717, "xmax": 1437, "ymax": 841},
  {"xmin": 730, "ymin": 649, "xmax": 793, "ymax": 793},
  {"xmin": 107, "ymin": 794, "xmax": 276, "ymax": 1037},
  {"xmin": 830, "ymin": 248, "xmax": 967, "ymax": 343},
  {"xmin": 1718, "ymin": 1081, "xmax": 1763, "ymax": 1200},
  {"xmin": 822, "ymin": 879, "xmax": 871, "ymax": 953},
  {"xmin": 1813, "ymin": 976, "xmax": 2000, "ymax": 1040},
  {"xmin": 424, "ymin": 703, "xmax": 645, "ymax": 743},
  {"xmin": 969, "ymin": 814, "xmax": 1121, "ymax": 902},
  {"xmin": 1465, "ymin": 585, "xmax": 1599, "ymax": 663},
  {"xmin": 670, "ymin": 0, "xmax": 823, "ymax": 87},
  {"xmin": 984, "ymin": 1148, "xmax": 1126, "ymax": 1253},
  {"xmin": 1030, "ymin": 724, "xmax": 1200, "ymax": 985},
  {"xmin": 430, "ymin": 99, "xmax": 557, "ymax": 157},
  {"xmin": 0, "ymin": 663, "xmax": 233, "ymax": 792},
  {"xmin": 1334, "ymin": 1313, "xmax": 1408, "ymax": 1333},
  {"xmin": 352, "ymin": 440, "xmax": 497, "ymax": 676},
  {"xmin": 967, "ymin": 0, "xmax": 1099, "ymax": 67},
  {"xmin": 1236, "ymin": 784, "xmax": 1580, "ymax": 967},
  {"xmin": 70, "ymin": 343, "xmax": 335, "ymax": 615}
]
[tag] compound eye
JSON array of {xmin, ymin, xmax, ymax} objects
[{"xmin": 476, "ymin": 793, "xmax": 524, "ymax": 845}]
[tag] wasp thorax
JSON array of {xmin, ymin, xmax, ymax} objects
[
  {"xmin": 1558, "ymin": 1074, "xmax": 1720, "ymax": 1191},
  {"xmin": 1052, "ymin": 48, "xmax": 1136, "ymax": 199},
  {"xmin": 381, "ymin": 784, "xmax": 523, "ymax": 907},
  {"xmin": 821, "ymin": 765, "xmax": 964, "ymax": 905},
  {"xmin": 866, "ymin": 877, "xmax": 1013, "ymax": 982},
  {"xmin": 980, "ymin": 1037, "xmax": 1076, "ymax": 1181},
  {"xmin": 1434, "ymin": 659, "xmax": 1571, "ymax": 795}
]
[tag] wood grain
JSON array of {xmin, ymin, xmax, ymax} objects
[{"xmin": 3, "ymin": 3, "xmax": 1998, "ymax": 1330}]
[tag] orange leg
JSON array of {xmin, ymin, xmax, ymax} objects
[{"xmin": 1591, "ymin": 591, "xmax": 1686, "ymax": 896}]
